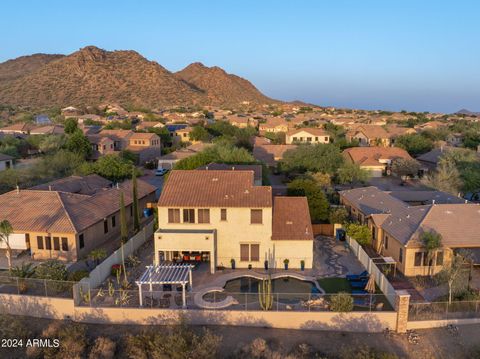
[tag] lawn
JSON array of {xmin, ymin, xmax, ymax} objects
[{"xmin": 317, "ymin": 277, "xmax": 351, "ymax": 293}]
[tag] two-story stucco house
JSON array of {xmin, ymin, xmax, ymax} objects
[
  {"xmin": 155, "ymin": 170, "xmax": 314, "ymax": 273},
  {"xmin": 285, "ymin": 128, "xmax": 330, "ymax": 144}
]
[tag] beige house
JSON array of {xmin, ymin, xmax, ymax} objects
[
  {"xmin": 0, "ymin": 175, "xmax": 156, "ymax": 262},
  {"xmin": 155, "ymin": 170, "xmax": 313, "ymax": 273},
  {"xmin": 259, "ymin": 117, "xmax": 290, "ymax": 134},
  {"xmin": 346, "ymin": 125, "xmax": 391, "ymax": 147},
  {"xmin": 342, "ymin": 146, "xmax": 414, "ymax": 177},
  {"xmin": 227, "ymin": 115, "xmax": 258, "ymax": 128},
  {"xmin": 253, "ymin": 144, "xmax": 297, "ymax": 167},
  {"xmin": 286, "ymin": 128, "xmax": 330, "ymax": 144},
  {"xmin": 339, "ymin": 186, "xmax": 480, "ymax": 276}
]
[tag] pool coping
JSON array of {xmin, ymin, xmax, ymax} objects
[{"xmin": 193, "ymin": 270, "xmax": 325, "ymax": 309}]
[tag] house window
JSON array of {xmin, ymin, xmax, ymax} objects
[
  {"xmin": 104, "ymin": 219, "xmax": 108, "ymax": 234},
  {"xmin": 250, "ymin": 209, "xmax": 263, "ymax": 224},
  {"xmin": 168, "ymin": 209, "xmax": 180, "ymax": 223},
  {"xmin": 37, "ymin": 236, "xmax": 44, "ymax": 250},
  {"xmin": 436, "ymin": 251, "xmax": 444, "ymax": 266},
  {"xmin": 111, "ymin": 215, "xmax": 116, "ymax": 227},
  {"xmin": 53, "ymin": 237, "xmax": 60, "ymax": 251},
  {"xmin": 307, "ymin": 137, "xmax": 312, "ymax": 142},
  {"xmin": 250, "ymin": 244, "xmax": 260, "ymax": 261},
  {"xmin": 315, "ymin": 136, "xmax": 318, "ymax": 141},
  {"xmin": 399, "ymin": 248, "xmax": 403, "ymax": 263},
  {"xmin": 45, "ymin": 236, "xmax": 52, "ymax": 250},
  {"xmin": 414, "ymin": 252, "xmax": 423, "ymax": 267},
  {"xmin": 25, "ymin": 233, "xmax": 30, "ymax": 246},
  {"xmin": 221, "ymin": 208, "xmax": 227, "ymax": 221},
  {"xmin": 240, "ymin": 244, "xmax": 249, "ymax": 261},
  {"xmin": 183, "ymin": 209, "xmax": 195, "ymax": 223},
  {"xmin": 198, "ymin": 209, "xmax": 210, "ymax": 224},
  {"xmin": 324, "ymin": 136, "xmax": 329, "ymax": 142},
  {"xmin": 79, "ymin": 234, "xmax": 85, "ymax": 249},
  {"xmin": 423, "ymin": 252, "xmax": 430, "ymax": 266},
  {"xmin": 384, "ymin": 235, "xmax": 389, "ymax": 249},
  {"xmin": 61, "ymin": 237, "xmax": 68, "ymax": 251},
  {"xmin": 293, "ymin": 137, "xmax": 297, "ymax": 142},
  {"xmin": 130, "ymin": 206, "xmax": 133, "ymax": 217}
]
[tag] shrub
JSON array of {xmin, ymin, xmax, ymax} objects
[
  {"xmin": 345, "ymin": 223, "xmax": 372, "ymax": 246},
  {"xmin": 89, "ymin": 336, "xmax": 116, "ymax": 359},
  {"xmin": 35, "ymin": 260, "xmax": 68, "ymax": 281},
  {"xmin": 330, "ymin": 292, "xmax": 354, "ymax": 312},
  {"xmin": 68, "ymin": 270, "xmax": 90, "ymax": 282}
]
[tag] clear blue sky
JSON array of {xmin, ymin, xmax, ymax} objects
[{"xmin": 2, "ymin": 0, "xmax": 479, "ymax": 113}]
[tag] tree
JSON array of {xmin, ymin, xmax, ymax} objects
[
  {"xmin": 336, "ymin": 162, "xmax": 369, "ymax": 184},
  {"xmin": 438, "ymin": 251, "xmax": 471, "ymax": 304},
  {"xmin": 395, "ymin": 134, "xmax": 433, "ymax": 156},
  {"xmin": 80, "ymin": 154, "xmax": 138, "ymax": 182},
  {"xmin": 391, "ymin": 158, "xmax": 420, "ymax": 182},
  {"xmin": 64, "ymin": 118, "xmax": 78, "ymax": 134},
  {"xmin": 330, "ymin": 292, "xmax": 354, "ymax": 312},
  {"xmin": 328, "ymin": 207, "xmax": 349, "ymax": 225},
  {"xmin": 281, "ymin": 144, "xmax": 344, "ymax": 175},
  {"xmin": 0, "ymin": 220, "xmax": 14, "ymax": 270},
  {"xmin": 345, "ymin": 223, "xmax": 371, "ymax": 246},
  {"xmin": 119, "ymin": 192, "xmax": 128, "ymax": 283},
  {"xmin": 308, "ymin": 171, "xmax": 331, "ymax": 188},
  {"xmin": 189, "ymin": 126, "xmax": 210, "ymax": 142},
  {"xmin": 39, "ymin": 134, "xmax": 65, "ymax": 154},
  {"xmin": 422, "ymin": 158, "xmax": 463, "ymax": 195},
  {"xmin": 264, "ymin": 131, "xmax": 286, "ymax": 145},
  {"xmin": 65, "ymin": 129, "xmax": 92, "ymax": 158},
  {"xmin": 132, "ymin": 168, "xmax": 140, "ymax": 233},
  {"xmin": 287, "ymin": 178, "xmax": 329, "ymax": 222},
  {"xmin": 88, "ymin": 248, "xmax": 107, "ymax": 266},
  {"xmin": 35, "ymin": 260, "xmax": 68, "ymax": 280},
  {"xmin": 420, "ymin": 231, "xmax": 442, "ymax": 277}
]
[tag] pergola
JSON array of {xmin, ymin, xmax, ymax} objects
[{"xmin": 136, "ymin": 263, "xmax": 194, "ymax": 308}]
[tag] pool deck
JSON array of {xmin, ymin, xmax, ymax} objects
[{"xmin": 193, "ymin": 269, "xmax": 325, "ymax": 309}]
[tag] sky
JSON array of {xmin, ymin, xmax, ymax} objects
[{"xmin": 1, "ymin": 0, "xmax": 479, "ymax": 113}]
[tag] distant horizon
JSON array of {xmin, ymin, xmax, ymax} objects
[{"xmin": 1, "ymin": 1, "xmax": 479, "ymax": 114}]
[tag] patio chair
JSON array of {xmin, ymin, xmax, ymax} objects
[
  {"xmin": 350, "ymin": 280, "xmax": 368, "ymax": 289},
  {"xmin": 346, "ymin": 270, "xmax": 368, "ymax": 281}
]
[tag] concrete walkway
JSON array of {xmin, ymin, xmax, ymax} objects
[{"xmin": 314, "ymin": 236, "xmax": 364, "ymax": 277}]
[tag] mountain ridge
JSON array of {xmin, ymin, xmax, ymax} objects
[{"xmin": 0, "ymin": 46, "xmax": 277, "ymax": 109}]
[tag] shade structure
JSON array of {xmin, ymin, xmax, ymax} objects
[
  {"xmin": 365, "ymin": 275, "xmax": 376, "ymax": 294},
  {"xmin": 136, "ymin": 263, "xmax": 194, "ymax": 308}
]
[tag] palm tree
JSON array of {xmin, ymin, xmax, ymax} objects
[
  {"xmin": 0, "ymin": 220, "xmax": 14, "ymax": 271},
  {"xmin": 421, "ymin": 230, "xmax": 442, "ymax": 277}
]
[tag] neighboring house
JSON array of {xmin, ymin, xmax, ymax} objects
[
  {"xmin": 446, "ymin": 133, "xmax": 464, "ymax": 147},
  {"xmin": 346, "ymin": 125, "xmax": 391, "ymax": 147},
  {"xmin": 343, "ymin": 147, "xmax": 414, "ymax": 177},
  {"xmin": 329, "ymin": 118, "xmax": 357, "ymax": 127},
  {"xmin": 30, "ymin": 125, "xmax": 65, "ymax": 135},
  {"xmin": 0, "ymin": 123, "xmax": 35, "ymax": 135},
  {"xmin": 416, "ymin": 146, "xmax": 463, "ymax": 172},
  {"xmin": 227, "ymin": 115, "xmax": 258, "ymax": 128},
  {"xmin": 339, "ymin": 186, "xmax": 480, "ymax": 276},
  {"xmin": 157, "ymin": 143, "xmax": 211, "ymax": 169},
  {"xmin": 90, "ymin": 130, "xmax": 161, "ymax": 163},
  {"xmin": 61, "ymin": 106, "xmax": 82, "ymax": 117},
  {"xmin": 174, "ymin": 127, "xmax": 196, "ymax": 144},
  {"xmin": 415, "ymin": 121, "xmax": 447, "ymax": 131},
  {"xmin": 154, "ymin": 170, "xmax": 313, "ymax": 273},
  {"xmin": 0, "ymin": 153, "xmax": 14, "ymax": 171},
  {"xmin": 258, "ymin": 117, "xmax": 289, "ymax": 134},
  {"xmin": 197, "ymin": 163, "xmax": 263, "ymax": 186},
  {"xmin": 0, "ymin": 175, "xmax": 156, "ymax": 262},
  {"xmin": 384, "ymin": 125, "xmax": 417, "ymax": 145},
  {"xmin": 253, "ymin": 144, "xmax": 297, "ymax": 167},
  {"xmin": 135, "ymin": 121, "xmax": 164, "ymax": 131},
  {"xmin": 285, "ymin": 128, "xmax": 330, "ymax": 144}
]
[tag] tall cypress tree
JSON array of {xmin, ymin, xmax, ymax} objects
[
  {"xmin": 132, "ymin": 167, "xmax": 140, "ymax": 233},
  {"xmin": 119, "ymin": 192, "xmax": 128, "ymax": 283}
]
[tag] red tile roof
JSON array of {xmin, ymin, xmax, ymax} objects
[
  {"xmin": 271, "ymin": 197, "xmax": 313, "ymax": 240},
  {"xmin": 158, "ymin": 170, "xmax": 272, "ymax": 208}
]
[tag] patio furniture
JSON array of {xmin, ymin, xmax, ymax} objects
[
  {"xmin": 351, "ymin": 289, "xmax": 368, "ymax": 295},
  {"xmin": 354, "ymin": 296, "xmax": 376, "ymax": 308},
  {"xmin": 346, "ymin": 271, "xmax": 369, "ymax": 281},
  {"xmin": 350, "ymin": 280, "xmax": 368, "ymax": 289}
]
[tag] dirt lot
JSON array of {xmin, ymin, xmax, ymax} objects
[{"xmin": 2, "ymin": 317, "xmax": 480, "ymax": 358}]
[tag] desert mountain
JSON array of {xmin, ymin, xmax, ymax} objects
[
  {"xmin": 175, "ymin": 62, "xmax": 273, "ymax": 105},
  {"xmin": 0, "ymin": 46, "xmax": 276, "ymax": 108},
  {"xmin": 456, "ymin": 109, "xmax": 480, "ymax": 116}
]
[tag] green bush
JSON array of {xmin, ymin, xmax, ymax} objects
[
  {"xmin": 345, "ymin": 223, "xmax": 372, "ymax": 246},
  {"xmin": 68, "ymin": 270, "xmax": 90, "ymax": 282},
  {"xmin": 330, "ymin": 292, "xmax": 354, "ymax": 312},
  {"xmin": 35, "ymin": 260, "xmax": 68, "ymax": 281}
]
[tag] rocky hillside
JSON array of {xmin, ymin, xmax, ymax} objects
[
  {"xmin": 0, "ymin": 46, "xmax": 276, "ymax": 108},
  {"xmin": 175, "ymin": 62, "xmax": 273, "ymax": 105}
]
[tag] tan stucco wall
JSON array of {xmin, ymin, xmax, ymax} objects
[
  {"xmin": 271, "ymin": 240, "xmax": 314, "ymax": 269},
  {"xmin": 0, "ymin": 294, "xmax": 74, "ymax": 319},
  {"xmin": 286, "ymin": 131, "xmax": 330, "ymax": 145}
]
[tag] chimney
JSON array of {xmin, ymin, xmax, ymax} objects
[
  {"xmin": 432, "ymin": 199, "xmax": 435, "ymax": 205},
  {"xmin": 116, "ymin": 183, "xmax": 119, "ymax": 189},
  {"xmin": 48, "ymin": 185, "xmax": 52, "ymax": 191},
  {"xmin": 16, "ymin": 185, "xmax": 19, "ymax": 194},
  {"xmin": 206, "ymin": 166, "xmax": 209, "ymax": 170},
  {"xmin": 305, "ymin": 226, "xmax": 309, "ymax": 235}
]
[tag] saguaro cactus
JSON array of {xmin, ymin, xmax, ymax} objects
[{"xmin": 258, "ymin": 276, "xmax": 273, "ymax": 310}]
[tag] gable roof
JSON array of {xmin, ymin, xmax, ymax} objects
[
  {"xmin": 343, "ymin": 146, "xmax": 412, "ymax": 166},
  {"xmin": 271, "ymin": 197, "xmax": 313, "ymax": 241},
  {"xmin": 197, "ymin": 163, "xmax": 263, "ymax": 183},
  {"xmin": 158, "ymin": 170, "xmax": 272, "ymax": 208},
  {"xmin": 287, "ymin": 128, "xmax": 328, "ymax": 137},
  {"xmin": 31, "ymin": 175, "xmax": 112, "ymax": 195},
  {"xmin": 339, "ymin": 186, "xmax": 408, "ymax": 216},
  {"xmin": 0, "ymin": 153, "xmax": 14, "ymax": 161}
]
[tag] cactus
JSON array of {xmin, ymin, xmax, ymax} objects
[{"xmin": 258, "ymin": 276, "xmax": 273, "ymax": 310}]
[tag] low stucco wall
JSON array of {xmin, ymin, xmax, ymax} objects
[
  {"xmin": 0, "ymin": 293, "xmax": 397, "ymax": 332},
  {"xmin": 0, "ymin": 294, "xmax": 75, "ymax": 320}
]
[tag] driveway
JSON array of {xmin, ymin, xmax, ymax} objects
[{"xmin": 140, "ymin": 170, "xmax": 164, "ymax": 200}]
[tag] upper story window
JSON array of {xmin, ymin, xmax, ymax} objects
[
  {"xmin": 104, "ymin": 219, "xmax": 108, "ymax": 234},
  {"xmin": 324, "ymin": 136, "xmax": 329, "ymax": 142},
  {"xmin": 168, "ymin": 209, "xmax": 180, "ymax": 223},
  {"xmin": 384, "ymin": 235, "xmax": 389, "ymax": 249},
  {"xmin": 221, "ymin": 208, "xmax": 227, "ymax": 221},
  {"xmin": 250, "ymin": 209, "xmax": 263, "ymax": 224},
  {"xmin": 183, "ymin": 209, "xmax": 195, "ymax": 223},
  {"xmin": 111, "ymin": 215, "xmax": 116, "ymax": 227},
  {"xmin": 399, "ymin": 248, "xmax": 403, "ymax": 263},
  {"xmin": 79, "ymin": 234, "xmax": 85, "ymax": 249},
  {"xmin": 198, "ymin": 209, "xmax": 210, "ymax": 224},
  {"xmin": 315, "ymin": 137, "xmax": 318, "ymax": 141}
]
